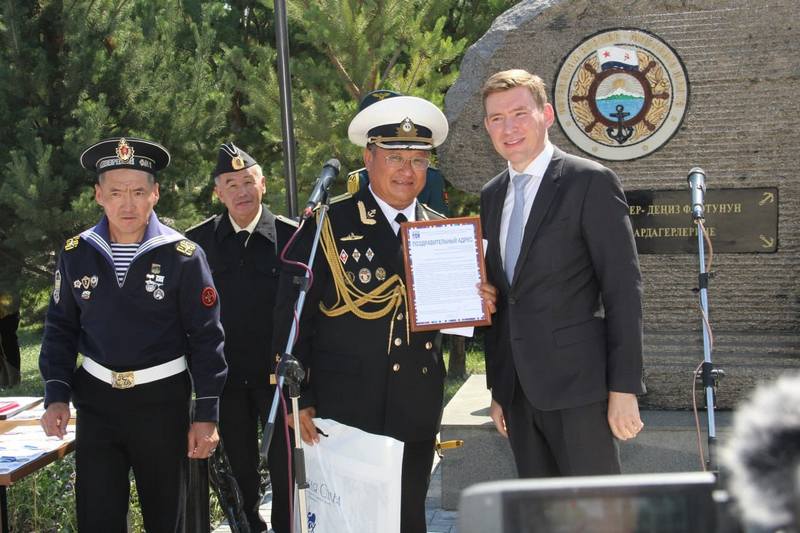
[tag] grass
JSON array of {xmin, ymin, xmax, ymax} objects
[{"xmin": 2, "ymin": 325, "xmax": 487, "ymax": 531}]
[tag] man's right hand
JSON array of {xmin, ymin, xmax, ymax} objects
[
  {"xmin": 41, "ymin": 402, "xmax": 71, "ymax": 439},
  {"xmin": 489, "ymin": 398, "xmax": 508, "ymax": 438},
  {"xmin": 287, "ymin": 406, "xmax": 319, "ymax": 445}
]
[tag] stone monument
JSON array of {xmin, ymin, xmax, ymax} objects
[{"xmin": 441, "ymin": 0, "xmax": 800, "ymax": 410}]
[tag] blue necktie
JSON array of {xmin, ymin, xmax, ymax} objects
[{"xmin": 504, "ymin": 173, "xmax": 532, "ymax": 283}]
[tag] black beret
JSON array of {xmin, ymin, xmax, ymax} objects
[
  {"xmin": 80, "ymin": 137, "xmax": 170, "ymax": 176},
  {"xmin": 212, "ymin": 142, "xmax": 258, "ymax": 178}
]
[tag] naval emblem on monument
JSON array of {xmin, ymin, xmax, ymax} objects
[{"xmin": 554, "ymin": 29, "xmax": 689, "ymax": 161}]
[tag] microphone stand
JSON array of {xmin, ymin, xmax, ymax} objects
[
  {"xmin": 261, "ymin": 204, "xmax": 331, "ymax": 533},
  {"xmin": 689, "ymin": 172, "xmax": 722, "ymax": 472}
]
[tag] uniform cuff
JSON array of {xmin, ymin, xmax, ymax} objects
[
  {"xmin": 44, "ymin": 380, "xmax": 72, "ymax": 408},
  {"xmin": 194, "ymin": 397, "xmax": 220, "ymax": 422}
]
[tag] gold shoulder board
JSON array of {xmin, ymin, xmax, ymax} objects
[
  {"xmin": 176, "ymin": 240, "xmax": 197, "ymax": 256},
  {"xmin": 346, "ymin": 169, "xmax": 364, "ymax": 195},
  {"xmin": 64, "ymin": 236, "xmax": 81, "ymax": 251}
]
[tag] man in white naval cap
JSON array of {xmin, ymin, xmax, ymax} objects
[{"xmin": 273, "ymin": 93, "xmax": 496, "ymax": 533}]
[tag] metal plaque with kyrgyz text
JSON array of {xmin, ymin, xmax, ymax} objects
[{"xmin": 625, "ymin": 188, "xmax": 778, "ymax": 253}]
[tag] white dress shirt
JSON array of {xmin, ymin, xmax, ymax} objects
[
  {"xmin": 499, "ymin": 142, "xmax": 555, "ymax": 265},
  {"xmin": 228, "ymin": 204, "xmax": 262, "ymax": 246},
  {"xmin": 369, "ymin": 185, "xmax": 416, "ymax": 235}
]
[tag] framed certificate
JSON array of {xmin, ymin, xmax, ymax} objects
[{"xmin": 400, "ymin": 216, "xmax": 491, "ymax": 332}]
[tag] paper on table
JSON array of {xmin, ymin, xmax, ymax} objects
[{"xmin": 0, "ymin": 425, "xmax": 75, "ymax": 473}]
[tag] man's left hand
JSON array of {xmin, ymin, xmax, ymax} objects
[
  {"xmin": 607, "ymin": 391, "xmax": 643, "ymax": 441},
  {"xmin": 187, "ymin": 421, "xmax": 219, "ymax": 459},
  {"xmin": 478, "ymin": 282, "xmax": 498, "ymax": 314}
]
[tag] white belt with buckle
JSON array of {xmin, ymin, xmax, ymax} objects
[{"xmin": 82, "ymin": 356, "xmax": 187, "ymax": 389}]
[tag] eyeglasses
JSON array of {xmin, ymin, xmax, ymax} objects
[{"xmin": 384, "ymin": 154, "xmax": 430, "ymax": 171}]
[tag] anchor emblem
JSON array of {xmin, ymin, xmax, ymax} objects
[{"xmin": 606, "ymin": 104, "xmax": 634, "ymax": 144}]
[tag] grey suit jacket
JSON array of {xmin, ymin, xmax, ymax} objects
[{"xmin": 480, "ymin": 147, "xmax": 645, "ymax": 411}]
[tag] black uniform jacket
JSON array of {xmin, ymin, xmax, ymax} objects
[
  {"xmin": 480, "ymin": 147, "xmax": 645, "ymax": 412},
  {"xmin": 187, "ymin": 206, "xmax": 297, "ymax": 388},
  {"xmin": 39, "ymin": 212, "xmax": 227, "ymax": 421},
  {"xmin": 273, "ymin": 187, "xmax": 446, "ymax": 443}
]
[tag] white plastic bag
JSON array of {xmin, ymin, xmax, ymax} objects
[{"xmin": 295, "ymin": 418, "xmax": 404, "ymax": 533}]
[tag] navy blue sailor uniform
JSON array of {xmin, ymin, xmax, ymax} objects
[
  {"xmin": 273, "ymin": 187, "xmax": 446, "ymax": 533},
  {"xmin": 40, "ymin": 211, "xmax": 227, "ymax": 532}
]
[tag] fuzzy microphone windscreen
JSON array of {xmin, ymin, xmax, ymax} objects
[{"xmin": 722, "ymin": 372, "xmax": 800, "ymax": 530}]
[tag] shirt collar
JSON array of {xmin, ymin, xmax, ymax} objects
[
  {"xmin": 368, "ymin": 185, "xmax": 416, "ymax": 224},
  {"xmin": 508, "ymin": 141, "xmax": 554, "ymax": 181},
  {"xmin": 91, "ymin": 210, "xmax": 172, "ymax": 244},
  {"xmin": 228, "ymin": 204, "xmax": 262, "ymax": 234}
]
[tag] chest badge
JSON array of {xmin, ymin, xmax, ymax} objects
[
  {"xmin": 339, "ymin": 249, "xmax": 349, "ymax": 264},
  {"xmin": 365, "ymin": 248, "xmax": 375, "ymax": 262},
  {"xmin": 358, "ymin": 268, "xmax": 372, "ymax": 284},
  {"xmin": 375, "ymin": 267, "xmax": 387, "ymax": 281},
  {"xmin": 146, "ymin": 264, "xmax": 166, "ymax": 300},
  {"xmin": 341, "ymin": 232, "xmax": 363, "ymax": 241},
  {"xmin": 351, "ymin": 248, "xmax": 361, "ymax": 263},
  {"xmin": 357, "ymin": 201, "xmax": 377, "ymax": 225},
  {"xmin": 53, "ymin": 271, "xmax": 61, "ymax": 304}
]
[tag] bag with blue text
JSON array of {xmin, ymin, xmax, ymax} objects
[{"xmin": 295, "ymin": 418, "xmax": 403, "ymax": 533}]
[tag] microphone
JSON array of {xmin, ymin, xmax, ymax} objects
[
  {"xmin": 687, "ymin": 167, "xmax": 706, "ymax": 220},
  {"xmin": 302, "ymin": 158, "xmax": 341, "ymax": 219}
]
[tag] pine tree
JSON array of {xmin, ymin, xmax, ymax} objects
[{"xmin": 0, "ymin": 1, "xmax": 231, "ymax": 306}]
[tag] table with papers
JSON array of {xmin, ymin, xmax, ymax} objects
[{"xmin": 0, "ymin": 399, "xmax": 75, "ymax": 533}]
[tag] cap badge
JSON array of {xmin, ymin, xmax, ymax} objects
[
  {"xmin": 231, "ymin": 155, "xmax": 245, "ymax": 170},
  {"xmin": 398, "ymin": 118, "xmax": 418, "ymax": 136},
  {"xmin": 116, "ymin": 138, "xmax": 134, "ymax": 162}
]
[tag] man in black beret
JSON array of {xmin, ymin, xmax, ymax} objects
[
  {"xmin": 187, "ymin": 142, "xmax": 297, "ymax": 533},
  {"xmin": 39, "ymin": 137, "xmax": 228, "ymax": 532}
]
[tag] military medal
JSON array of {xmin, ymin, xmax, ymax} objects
[
  {"xmin": 81, "ymin": 276, "xmax": 91, "ymax": 289},
  {"xmin": 365, "ymin": 248, "xmax": 375, "ymax": 262},
  {"xmin": 53, "ymin": 271, "xmax": 61, "ymax": 304},
  {"xmin": 146, "ymin": 265, "xmax": 166, "ymax": 298},
  {"xmin": 339, "ymin": 249, "xmax": 349, "ymax": 264},
  {"xmin": 358, "ymin": 268, "xmax": 372, "ymax": 284},
  {"xmin": 81, "ymin": 290, "xmax": 91, "ymax": 300},
  {"xmin": 352, "ymin": 249, "xmax": 361, "ymax": 262},
  {"xmin": 90, "ymin": 275, "xmax": 99, "ymax": 288},
  {"xmin": 73, "ymin": 280, "xmax": 82, "ymax": 289},
  {"xmin": 375, "ymin": 267, "xmax": 387, "ymax": 281}
]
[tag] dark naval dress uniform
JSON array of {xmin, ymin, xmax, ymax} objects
[
  {"xmin": 187, "ymin": 205, "xmax": 297, "ymax": 533},
  {"xmin": 39, "ymin": 135, "xmax": 227, "ymax": 533},
  {"xmin": 274, "ymin": 187, "xmax": 446, "ymax": 533}
]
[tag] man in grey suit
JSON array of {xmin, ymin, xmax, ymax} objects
[{"xmin": 479, "ymin": 69, "xmax": 645, "ymax": 477}]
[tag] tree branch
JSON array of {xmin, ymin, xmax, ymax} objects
[{"xmin": 326, "ymin": 48, "xmax": 360, "ymax": 100}]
